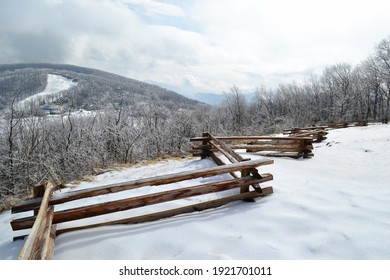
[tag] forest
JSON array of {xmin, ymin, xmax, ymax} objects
[{"xmin": 0, "ymin": 35, "xmax": 389, "ymax": 205}]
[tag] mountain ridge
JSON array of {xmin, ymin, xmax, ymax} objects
[{"xmin": 0, "ymin": 63, "xmax": 201, "ymax": 114}]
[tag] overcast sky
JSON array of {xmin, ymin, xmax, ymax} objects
[{"xmin": 1, "ymin": 0, "xmax": 390, "ymax": 96}]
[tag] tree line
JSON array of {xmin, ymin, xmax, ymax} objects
[
  {"xmin": 0, "ymin": 94, "xmax": 198, "ymax": 200},
  {"xmin": 216, "ymin": 36, "xmax": 390, "ymax": 134},
  {"xmin": 0, "ymin": 35, "xmax": 389, "ymax": 203}
]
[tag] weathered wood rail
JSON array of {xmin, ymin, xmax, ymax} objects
[
  {"xmin": 11, "ymin": 156, "xmax": 274, "ymax": 259},
  {"xmin": 283, "ymin": 126, "xmax": 328, "ymax": 143},
  {"xmin": 17, "ymin": 182, "xmax": 58, "ymax": 260},
  {"xmin": 191, "ymin": 133, "xmax": 314, "ymax": 159},
  {"xmin": 283, "ymin": 120, "xmax": 375, "ymax": 142},
  {"xmin": 198, "ymin": 133, "xmax": 268, "ymax": 198},
  {"xmin": 324, "ymin": 120, "xmax": 376, "ymax": 128}
]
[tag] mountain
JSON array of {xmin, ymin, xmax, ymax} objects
[
  {"xmin": 192, "ymin": 92, "xmax": 226, "ymax": 105},
  {"xmin": 192, "ymin": 92, "xmax": 257, "ymax": 105},
  {"xmin": 0, "ymin": 63, "xmax": 201, "ymax": 114}
]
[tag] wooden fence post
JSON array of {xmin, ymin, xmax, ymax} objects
[
  {"xmin": 40, "ymin": 206, "xmax": 57, "ymax": 260},
  {"xmin": 201, "ymin": 132, "xmax": 210, "ymax": 159},
  {"xmin": 32, "ymin": 184, "xmax": 45, "ymax": 216},
  {"xmin": 240, "ymin": 168, "xmax": 254, "ymax": 202},
  {"xmin": 18, "ymin": 181, "xmax": 57, "ymax": 260}
]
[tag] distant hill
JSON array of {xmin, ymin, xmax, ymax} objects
[
  {"xmin": 0, "ymin": 63, "xmax": 201, "ymax": 114},
  {"xmin": 192, "ymin": 92, "xmax": 257, "ymax": 105},
  {"xmin": 193, "ymin": 92, "xmax": 225, "ymax": 105}
]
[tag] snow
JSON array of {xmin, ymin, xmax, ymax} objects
[
  {"xmin": 0, "ymin": 124, "xmax": 389, "ymax": 260},
  {"xmin": 17, "ymin": 74, "xmax": 77, "ymax": 107}
]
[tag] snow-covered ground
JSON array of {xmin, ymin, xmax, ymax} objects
[
  {"xmin": 17, "ymin": 74, "xmax": 77, "ymax": 108},
  {"xmin": 0, "ymin": 124, "xmax": 389, "ymax": 260}
]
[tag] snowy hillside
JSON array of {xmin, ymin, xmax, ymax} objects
[
  {"xmin": 17, "ymin": 74, "xmax": 77, "ymax": 108},
  {"xmin": 0, "ymin": 124, "xmax": 389, "ymax": 260}
]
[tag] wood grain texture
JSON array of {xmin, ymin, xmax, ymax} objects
[
  {"xmin": 11, "ymin": 158, "xmax": 273, "ymax": 214},
  {"xmin": 12, "ymin": 174, "xmax": 273, "ymax": 230},
  {"xmin": 18, "ymin": 182, "xmax": 57, "ymax": 260},
  {"xmin": 56, "ymin": 187, "xmax": 273, "ymax": 236}
]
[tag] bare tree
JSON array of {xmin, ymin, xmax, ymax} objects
[
  {"xmin": 375, "ymin": 36, "xmax": 390, "ymax": 122},
  {"xmin": 223, "ymin": 85, "xmax": 247, "ymax": 133},
  {"xmin": 0, "ymin": 93, "xmax": 26, "ymax": 196}
]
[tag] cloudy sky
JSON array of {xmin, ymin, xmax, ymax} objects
[{"xmin": 1, "ymin": 0, "xmax": 390, "ymax": 96}]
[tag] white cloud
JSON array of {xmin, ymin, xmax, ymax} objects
[
  {"xmin": 1, "ymin": 0, "xmax": 390, "ymax": 95},
  {"xmin": 184, "ymin": 0, "xmax": 390, "ymax": 88},
  {"xmin": 121, "ymin": 0, "xmax": 185, "ymax": 17}
]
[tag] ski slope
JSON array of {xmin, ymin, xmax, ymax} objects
[{"xmin": 18, "ymin": 74, "xmax": 77, "ymax": 107}]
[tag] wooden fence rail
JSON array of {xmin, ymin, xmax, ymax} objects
[
  {"xmin": 191, "ymin": 134, "xmax": 314, "ymax": 159},
  {"xmin": 12, "ymin": 158, "xmax": 272, "ymax": 215},
  {"xmin": 283, "ymin": 120, "xmax": 375, "ymax": 142},
  {"xmin": 321, "ymin": 120, "xmax": 384, "ymax": 129},
  {"xmin": 17, "ymin": 182, "xmax": 57, "ymax": 260},
  {"xmin": 11, "ymin": 157, "xmax": 274, "ymax": 259},
  {"xmin": 202, "ymin": 133, "xmax": 266, "ymax": 198},
  {"xmin": 283, "ymin": 127, "xmax": 328, "ymax": 143}
]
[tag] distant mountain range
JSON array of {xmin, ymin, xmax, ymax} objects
[
  {"xmin": 190, "ymin": 92, "xmax": 225, "ymax": 105},
  {"xmin": 145, "ymin": 79, "xmax": 256, "ymax": 105},
  {"xmin": 190, "ymin": 92, "xmax": 256, "ymax": 105}
]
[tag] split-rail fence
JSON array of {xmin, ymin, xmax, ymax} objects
[
  {"xmin": 10, "ymin": 135, "xmax": 274, "ymax": 259},
  {"xmin": 9, "ymin": 121, "xmax": 381, "ymax": 259},
  {"xmin": 191, "ymin": 133, "xmax": 314, "ymax": 159}
]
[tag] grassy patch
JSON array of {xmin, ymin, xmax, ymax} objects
[{"xmin": 0, "ymin": 193, "xmax": 31, "ymax": 213}]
